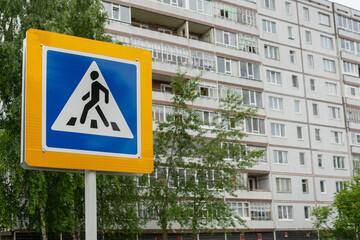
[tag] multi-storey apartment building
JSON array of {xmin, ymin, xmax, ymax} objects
[{"xmin": 102, "ymin": 0, "xmax": 359, "ymax": 239}]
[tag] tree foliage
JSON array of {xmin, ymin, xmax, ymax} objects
[
  {"xmin": 0, "ymin": 1, "xmax": 141, "ymax": 239},
  {"xmin": 146, "ymin": 70, "xmax": 264, "ymax": 240},
  {"xmin": 312, "ymin": 175, "xmax": 360, "ymax": 240}
]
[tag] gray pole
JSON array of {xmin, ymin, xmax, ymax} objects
[{"xmin": 85, "ymin": 170, "xmax": 97, "ymax": 240}]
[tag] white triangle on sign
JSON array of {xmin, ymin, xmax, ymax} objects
[{"xmin": 51, "ymin": 61, "xmax": 134, "ymax": 138}]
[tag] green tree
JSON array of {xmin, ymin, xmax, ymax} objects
[
  {"xmin": 146, "ymin": 70, "xmax": 263, "ymax": 240},
  {"xmin": 0, "ymin": 1, "xmax": 141, "ymax": 240},
  {"xmin": 312, "ymin": 175, "xmax": 360, "ymax": 240}
]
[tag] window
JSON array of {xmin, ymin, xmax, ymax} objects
[
  {"xmin": 310, "ymin": 79, "xmax": 315, "ymax": 91},
  {"xmin": 292, "ymin": 75, "xmax": 299, "ymax": 88},
  {"xmin": 315, "ymin": 129, "xmax": 321, "ymax": 142},
  {"xmin": 338, "ymin": 15, "xmax": 360, "ymax": 33},
  {"xmin": 250, "ymin": 202, "xmax": 272, "ymax": 221},
  {"xmin": 305, "ymin": 31, "xmax": 312, "ymax": 44},
  {"xmin": 319, "ymin": 13, "xmax": 330, "ymax": 26},
  {"xmin": 269, "ymin": 96, "xmax": 283, "ymax": 110},
  {"xmin": 285, "ymin": 2, "xmax": 291, "ymax": 14},
  {"xmin": 262, "ymin": 0, "xmax": 275, "ymax": 10},
  {"xmin": 110, "ymin": 4, "xmax": 130, "ymax": 22},
  {"xmin": 336, "ymin": 181, "xmax": 345, "ymax": 192},
  {"xmin": 299, "ymin": 152, "xmax": 305, "ymax": 165},
  {"xmin": 351, "ymin": 132, "xmax": 360, "ymax": 145},
  {"xmin": 333, "ymin": 156, "xmax": 345, "ymax": 169},
  {"xmin": 312, "ymin": 103, "xmax": 318, "ymax": 116},
  {"xmin": 189, "ymin": 0, "xmax": 211, "ymax": 14},
  {"xmin": 297, "ymin": 127, "xmax": 303, "ymax": 140},
  {"xmin": 227, "ymin": 202, "xmax": 250, "ymax": 218},
  {"xmin": 271, "ymin": 123, "xmax": 285, "ymax": 137},
  {"xmin": 349, "ymin": 86, "xmax": 358, "ymax": 97},
  {"xmin": 264, "ymin": 45, "xmax": 279, "ymax": 60},
  {"xmin": 161, "ymin": 84, "xmax": 174, "ymax": 94},
  {"xmin": 328, "ymin": 106, "xmax": 340, "ymax": 120},
  {"xmin": 262, "ymin": 20, "xmax": 276, "ymax": 34},
  {"xmin": 276, "ymin": 178, "xmax": 292, "ymax": 193},
  {"xmin": 326, "ymin": 82, "xmax": 338, "ymax": 96},
  {"xmin": 238, "ymin": 34, "xmax": 259, "ymax": 54},
  {"xmin": 240, "ymin": 61, "xmax": 261, "ymax": 80},
  {"xmin": 158, "ymin": 28, "xmax": 172, "ymax": 34},
  {"xmin": 294, "ymin": 100, "xmax": 301, "ymax": 114},
  {"xmin": 320, "ymin": 35, "xmax": 333, "ymax": 49},
  {"xmin": 198, "ymin": 84, "xmax": 217, "ymax": 99},
  {"xmin": 299, "ymin": 152, "xmax": 305, "ymax": 166},
  {"xmin": 289, "ymin": 50, "xmax": 295, "ymax": 63},
  {"xmin": 214, "ymin": 29, "xmax": 237, "ymax": 47},
  {"xmin": 243, "ymin": 90, "xmax": 263, "ymax": 107},
  {"xmin": 197, "ymin": 110, "xmax": 218, "ymax": 126},
  {"xmin": 307, "ymin": 55, "xmax": 314, "ymax": 68},
  {"xmin": 303, "ymin": 7, "xmax": 309, "ymax": 20},
  {"xmin": 288, "ymin": 26, "xmax": 293, "ymax": 39},
  {"xmin": 331, "ymin": 131, "xmax": 343, "ymax": 144},
  {"xmin": 266, "ymin": 70, "xmax": 281, "ymax": 85},
  {"xmin": 274, "ymin": 150, "xmax": 288, "ymax": 164},
  {"xmin": 245, "ymin": 118, "xmax": 265, "ymax": 134},
  {"xmin": 302, "ymin": 179, "xmax": 309, "ymax": 193},
  {"xmin": 343, "ymin": 61, "xmax": 359, "ymax": 76},
  {"xmin": 320, "ymin": 180, "xmax": 326, "ymax": 193},
  {"xmin": 318, "ymin": 154, "xmax": 323, "ymax": 168},
  {"xmin": 152, "ymin": 104, "xmax": 173, "ymax": 122},
  {"xmin": 217, "ymin": 57, "xmax": 232, "ymax": 74},
  {"xmin": 278, "ymin": 206, "xmax": 293, "ymax": 220},
  {"xmin": 304, "ymin": 206, "xmax": 310, "ymax": 220},
  {"xmin": 323, "ymin": 59, "xmax": 336, "ymax": 72}
]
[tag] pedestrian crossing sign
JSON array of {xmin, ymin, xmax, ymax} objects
[{"xmin": 22, "ymin": 29, "xmax": 153, "ymax": 174}]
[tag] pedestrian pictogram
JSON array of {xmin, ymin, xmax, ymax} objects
[{"xmin": 51, "ymin": 61, "xmax": 134, "ymax": 139}]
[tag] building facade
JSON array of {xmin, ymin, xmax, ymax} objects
[{"xmin": 102, "ymin": 0, "xmax": 360, "ymax": 239}]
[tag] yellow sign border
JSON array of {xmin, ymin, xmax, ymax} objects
[{"xmin": 22, "ymin": 29, "xmax": 153, "ymax": 174}]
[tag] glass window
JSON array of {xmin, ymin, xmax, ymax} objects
[
  {"xmin": 269, "ymin": 96, "xmax": 283, "ymax": 111},
  {"xmin": 262, "ymin": 0, "xmax": 275, "ymax": 10},
  {"xmin": 333, "ymin": 156, "xmax": 345, "ymax": 169},
  {"xmin": 271, "ymin": 123, "xmax": 285, "ymax": 137},
  {"xmin": 328, "ymin": 106, "xmax": 340, "ymax": 120},
  {"xmin": 310, "ymin": 79, "xmax": 315, "ymax": 91},
  {"xmin": 303, "ymin": 7, "xmax": 309, "ymax": 20},
  {"xmin": 278, "ymin": 206, "xmax": 293, "ymax": 220},
  {"xmin": 266, "ymin": 70, "xmax": 281, "ymax": 84},
  {"xmin": 319, "ymin": 12, "xmax": 331, "ymax": 26},
  {"xmin": 264, "ymin": 45, "xmax": 279, "ymax": 60},
  {"xmin": 336, "ymin": 181, "xmax": 345, "ymax": 192},
  {"xmin": 318, "ymin": 154, "xmax": 323, "ymax": 167},
  {"xmin": 315, "ymin": 129, "xmax": 321, "ymax": 142},
  {"xmin": 299, "ymin": 152, "xmax": 305, "ymax": 165},
  {"xmin": 302, "ymin": 179, "xmax": 308, "ymax": 193},
  {"xmin": 290, "ymin": 50, "xmax": 295, "ymax": 63},
  {"xmin": 285, "ymin": 2, "xmax": 291, "ymax": 15},
  {"xmin": 304, "ymin": 206, "xmax": 310, "ymax": 219},
  {"xmin": 312, "ymin": 103, "xmax": 318, "ymax": 116},
  {"xmin": 276, "ymin": 178, "xmax": 291, "ymax": 192},
  {"xmin": 320, "ymin": 180, "xmax": 326, "ymax": 193},
  {"xmin": 331, "ymin": 131, "xmax": 343, "ymax": 144},
  {"xmin": 326, "ymin": 82, "xmax": 338, "ymax": 95},
  {"xmin": 292, "ymin": 75, "xmax": 299, "ymax": 88},
  {"xmin": 321, "ymin": 35, "xmax": 333, "ymax": 49},
  {"xmin": 305, "ymin": 31, "xmax": 312, "ymax": 44},
  {"xmin": 294, "ymin": 100, "xmax": 300, "ymax": 113},
  {"xmin": 288, "ymin": 26, "xmax": 293, "ymax": 39},
  {"xmin": 297, "ymin": 127, "xmax": 303, "ymax": 140},
  {"xmin": 307, "ymin": 55, "xmax": 314, "ymax": 68},
  {"xmin": 274, "ymin": 150, "xmax": 288, "ymax": 164},
  {"xmin": 262, "ymin": 20, "xmax": 277, "ymax": 34}
]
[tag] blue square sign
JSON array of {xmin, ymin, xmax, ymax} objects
[{"xmin": 42, "ymin": 46, "xmax": 141, "ymax": 158}]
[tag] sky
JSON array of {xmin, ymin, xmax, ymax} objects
[{"xmin": 329, "ymin": 0, "xmax": 360, "ymax": 11}]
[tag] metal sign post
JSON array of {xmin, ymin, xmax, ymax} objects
[{"xmin": 85, "ymin": 170, "xmax": 97, "ymax": 240}]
